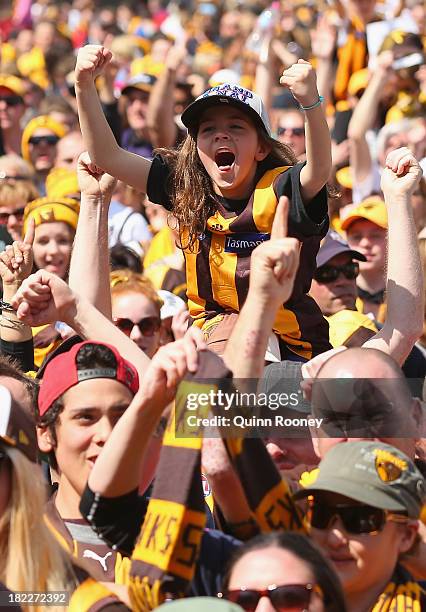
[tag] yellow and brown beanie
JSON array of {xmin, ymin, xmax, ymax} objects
[
  {"xmin": 23, "ymin": 196, "xmax": 80, "ymax": 235},
  {"xmin": 21, "ymin": 115, "xmax": 67, "ymax": 164}
]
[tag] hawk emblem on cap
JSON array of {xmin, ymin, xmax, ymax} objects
[{"xmin": 374, "ymin": 449, "xmax": 407, "ymax": 482}]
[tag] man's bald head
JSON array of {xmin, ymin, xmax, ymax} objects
[
  {"xmin": 318, "ymin": 347, "xmax": 407, "ymax": 381},
  {"xmin": 310, "ymin": 348, "xmax": 421, "ymax": 459}
]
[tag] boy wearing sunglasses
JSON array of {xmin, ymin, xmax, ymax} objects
[
  {"xmin": 309, "ymin": 230, "xmax": 381, "ymax": 348},
  {"xmin": 294, "ymin": 440, "xmax": 425, "ymax": 611}
]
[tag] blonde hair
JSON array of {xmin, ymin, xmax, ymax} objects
[
  {"xmin": 0, "ymin": 181, "xmax": 39, "ymax": 208},
  {"xmin": 110, "ymin": 269, "xmax": 163, "ymax": 313},
  {"xmin": 0, "ymin": 447, "xmax": 75, "ymax": 611}
]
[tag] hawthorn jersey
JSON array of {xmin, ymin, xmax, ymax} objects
[
  {"xmin": 148, "ymin": 156, "xmax": 331, "ymax": 359},
  {"xmin": 45, "ymin": 494, "xmax": 130, "ymax": 585}
]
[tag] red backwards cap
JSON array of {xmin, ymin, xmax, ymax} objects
[{"xmin": 38, "ymin": 341, "xmax": 139, "ymax": 417}]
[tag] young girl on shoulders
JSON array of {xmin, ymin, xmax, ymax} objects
[{"xmin": 75, "ymin": 46, "xmax": 332, "ymax": 361}]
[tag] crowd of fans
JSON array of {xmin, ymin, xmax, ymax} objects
[{"xmin": 0, "ymin": 0, "xmax": 425, "ymax": 610}]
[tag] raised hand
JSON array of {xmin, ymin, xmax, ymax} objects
[
  {"xmin": 139, "ymin": 326, "xmax": 206, "ymax": 408},
  {"xmin": 0, "ymin": 218, "xmax": 35, "ymax": 286},
  {"xmin": 11, "ymin": 270, "xmax": 77, "ymax": 327},
  {"xmin": 77, "ymin": 151, "xmax": 117, "ymax": 198},
  {"xmin": 381, "ymin": 147, "xmax": 423, "ymax": 197},
  {"xmin": 165, "ymin": 41, "xmax": 188, "ymax": 72},
  {"xmin": 171, "ymin": 307, "xmax": 190, "ymax": 340},
  {"xmin": 249, "ymin": 196, "xmax": 300, "ymax": 306},
  {"xmin": 75, "ymin": 45, "xmax": 113, "ymax": 86},
  {"xmin": 310, "ymin": 14, "xmax": 337, "ymax": 61},
  {"xmin": 279, "ymin": 59, "xmax": 319, "ymax": 108}
]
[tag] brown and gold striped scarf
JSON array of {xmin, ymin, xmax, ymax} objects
[
  {"xmin": 372, "ymin": 565, "xmax": 425, "ymax": 611},
  {"xmin": 128, "ymin": 350, "xmax": 233, "ymax": 611}
]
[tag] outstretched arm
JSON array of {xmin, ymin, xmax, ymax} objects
[
  {"xmin": 146, "ymin": 43, "xmax": 187, "ymax": 148},
  {"xmin": 280, "ymin": 60, "xmax": 332, "ymax": 202},
  {"xmin": 75, "ymin": 45, "xmax": 151, "ymax": 191},
  {"xmin": 205, "ymin": 199, "xmax": 301, "ymax": 532},
  {"xmin": 347, "ymin": 51, "xmax": 394, "ymax": 184},
  {"xmin": 309, "ymin": 14, "xmax": 337, "ymax": 109},
  {"xmin": 87, "ymin": 329, "xmax": 205, "ymax": 497},
  {"xmin": 68, "ymin": 152, "xmax": 116, "ymax": 318},
  {"xmin": 363, "ymin": 148, "xmax": 424, "ymax": 364},
  {"xmin": 11, "ymin": 271, "xmax": 151, "ymax": 377}
]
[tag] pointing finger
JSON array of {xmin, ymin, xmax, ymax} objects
[
  {"xmin": 23, "ymin": 217, "xmax": 35, "ymax": 246},
  {"xmin": 271, "ymin": 196, "xmax": 289, "ymax": 240}
]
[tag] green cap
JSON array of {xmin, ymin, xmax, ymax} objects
[
  {"xmin": 293, "ymin": 441, "xmax": 425, "ymax": 518},
  {"xmin": 155, "ymin": 598, "xmax": 243, "ymax": 611}
]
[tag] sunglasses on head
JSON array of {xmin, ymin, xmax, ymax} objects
[
  {"xmin": 113, "ymin": 316, "xmax": 161, "ymax": 337},
  {"xmin": 0, "ymin": 207, "xmax": 26, "ymax": 225},
  {"xmin": 28, "ymin": 135, "xmax": 59, "ymax": 146},
  {"xmin": 277, "ymin": 126, "xmax": 305, "ymax": 137},
  {"xmin": 309, "ymin": 501, "xmax": 409, "ymax": 535},
  {"xmin": 219, "ymin": 583, "xmax": 322, "ymax": 611},
  {"xmin": 314, "ymin": 261, "xmax": 359, "ymax": 284},
  {"xmin": 0, "ymin": 95, "xmax": 23, "ymax": 107}
]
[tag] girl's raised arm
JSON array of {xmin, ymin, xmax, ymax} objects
[
  {"xmin": 280, "ymin": 60, "xmax": 332, "ymax": 202},
  {"xmin": 75, "ymin": 45, "xmax": 152, "ymax": 192}
]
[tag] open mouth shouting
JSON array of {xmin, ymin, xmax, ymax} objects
[{"xmin": 215, "ymin": 149, "xmax": 235, "ymax": 172}]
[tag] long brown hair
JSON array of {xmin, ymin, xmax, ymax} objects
[{"xmin": 156, "ymin": 131, "xmax": 297, "ymax": 251}]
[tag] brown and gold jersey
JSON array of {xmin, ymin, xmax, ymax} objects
[{"xmin": 148, "ymin": 157, "xmax": 330, "ymax": 360}]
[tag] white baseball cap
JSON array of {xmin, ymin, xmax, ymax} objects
[
  {"xmin": 181, "ymin": 83, "xmax": 272, "ymax": 136},
  {"xmin": 158, "ymin": 290, "xmax": 186, "ymax": 320}
]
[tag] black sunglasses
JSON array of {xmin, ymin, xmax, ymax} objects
[
  {"xmin": 28, "ymin": 135, "xmax": 60, "ymax": 146},
  {"xmin": 219, "ymin": 583, "xmax": 322, "ymax": 611},
  {"xmin": 113, "ymin": 316, "xmax": 161, "ymax": 337},
  {"xmin": 277, "ymin": 126, "xmax": 305, "ymax": 137},
  {"xmin": 0, "ymin": 207, "xmax": 26, "ymax": 225},
  {"xmin": 314, "ymin": 261, "xmax": 359, "ymax": 284},
  {"xmin": 309, "ymin": 501, "xmax": 408, "ymax": 535},
  {"xmin": 0, "ymin": 95, "xmax": 23, "ymax": 107}
]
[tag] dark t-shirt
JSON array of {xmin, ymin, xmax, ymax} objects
[
  {"xmin": 147, "ymin": 155, "xmax": 330, "ymax": 358},
  {"xmin": 80, "ymin": 484, "xmax": 240, "ymax": 597},
  {"xmin": 121, "ymin": 128, "xmax": 154, "ymax": 159}
]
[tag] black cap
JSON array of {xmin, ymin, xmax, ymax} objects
[{"xmin": 317, "ymin": 231, "xmax": 366, "ymax": 268}]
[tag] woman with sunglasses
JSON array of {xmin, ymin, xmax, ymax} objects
[
  {"xmin": 0, "ymin": 154, "xmax": 39, "ymax": 242},
  {"xmin": 273, "ymin": 108, "xmax": 306, "ymax": 161},
  {"xmin": 293, "ymin": 441, "xmax": 425, "ymax": 611},
  {"xmin": 110, "ymin": 270, "xmax": 163, "ymax": 358},
  {"xmin": 219, "ymin": 532, "xmax": 346, "ymax": 612}
]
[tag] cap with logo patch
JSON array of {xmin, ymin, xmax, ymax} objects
[
  {"xmin": 37, "ymin": 340, "xmax": 139, "ymax": 417},
  {"xmin": 0, "ymin": 385, "xmax": 37, "ymax": 463},
  {"xmin": 181, "ymin": 84, "xmax": 272, "ymax": 136},
  {"xmin": 294, "ymin": 440, "xmax": 425, "ymax": 518}
]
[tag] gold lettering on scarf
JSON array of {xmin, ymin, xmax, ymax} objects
[{"xmin": 132, "ymin": 499, "xmax": 205, "ymax": 581}]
